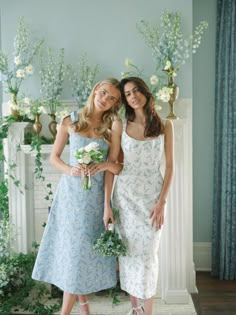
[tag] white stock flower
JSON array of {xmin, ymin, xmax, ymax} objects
[
  {"xmin": 164, "ymin": 60, "xmax": 171, "ymax": 70},
  {"xmin": 85, "ymin": 142, "xmax": 99, "ymax": 152},
  {"xmin": 14, "ymin": 55, "xmax": 21, "ymax": 65},
  {"xmin": 25, "ymin": 64, "xmax": 33, "ymax": 74},
  {"xmin": 23, "ymin": 97, "xmax": 31, "ymax": 105},
  {"xmin": 38, "ymin": 106, "xmax": 47, "ymax": 114},
  {"xmin": 150, "ymin": 75, "xmax": 159, "ymax": 86},
  {"xmin": 16, "ymin": 69, "xmax": 25, "ymax": 78}
]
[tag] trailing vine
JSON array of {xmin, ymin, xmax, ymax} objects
[
  {"xmin": 0, "ymin": 117, "xmax": 61, "ymax": 314},
  {"xmin": 29, "ymin": 135, "xmax": 54, "ymax": 203}
]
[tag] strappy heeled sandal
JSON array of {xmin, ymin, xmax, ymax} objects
[
  {"xmin": 79, "ymin": 301, "xmax": 89, "ymax": 306},
  {"xmin": 79, "ymin": 301, "xmax": 90, "ymax": 314},
  {"xmin": 127, "ymin": 304, "xmax": 144, "ymax": 315}
]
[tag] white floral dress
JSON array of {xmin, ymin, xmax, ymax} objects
[{"xmin": 112, "ymin": 120, "xmax": 164, "ymax": 299}]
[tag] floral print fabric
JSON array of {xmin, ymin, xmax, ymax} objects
[
  {"xmin": 32, "ymin": 112, "xmax": 116, "ymax": 294},
  {"xmin": 112, "ymin": 121, "xmax": 164, "ymax": 299}
]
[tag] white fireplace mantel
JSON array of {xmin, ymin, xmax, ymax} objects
[{"xmin": 3, "ymin": 98, "xmax": 196, "ymax": 303}]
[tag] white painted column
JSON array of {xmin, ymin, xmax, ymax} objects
[
  {"xmin": 158, "ymin": 99, "xmax": 197, "ymax": 303},
  {"xmin": 4, "ymin": 122, "xmax": 34, "ymax": 253}
]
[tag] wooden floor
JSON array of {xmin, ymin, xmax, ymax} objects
[{"xmin": 191, "ymin": 272, "xmax": 236, "ymax": 315}]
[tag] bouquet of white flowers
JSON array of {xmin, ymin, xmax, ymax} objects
[
  {"xmin": 93, "ymin": 208, "xmax": 127, "ymax": 257},
  {"xmin": 74, "ymin": 142, "xmax": 106, "ymax": 190}
]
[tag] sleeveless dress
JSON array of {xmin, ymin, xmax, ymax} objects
[
  {"xmin": 32, "ymin": 111, "xmax": 117, "ymax": 294},
  {"xmin": 112, "ymin": 120, "xmax": 164, "ymax": 299}
]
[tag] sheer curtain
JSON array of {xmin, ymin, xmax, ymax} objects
[{"xmin": 212, "ymin": 0, "xmax": 236, "ymax": 279}]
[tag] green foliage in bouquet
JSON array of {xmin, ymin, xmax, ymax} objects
[
  {"xmin": 93, "ymin": 208, "xmax": 127, "ymax": 257},
  {"xmin": 93, "ymin": 229, "xmax": 127, "ymax": 257}
]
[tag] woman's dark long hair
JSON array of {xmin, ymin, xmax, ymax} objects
[{"xmin": 120, "ymin": 77, "xmax": 164, "ymax": 137}]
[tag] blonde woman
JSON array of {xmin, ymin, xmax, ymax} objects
[{"xmin": 32, "ymin": 78, "xmax": 123, "ymax": 315}]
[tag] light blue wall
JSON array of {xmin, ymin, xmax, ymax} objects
[
  {"xmin": 193, "ymin": 0, "xmax": 216, "ymax": 242},
  {"xmin": 0, "ymin": 0, "xmax": 192, "ymax": 101}
]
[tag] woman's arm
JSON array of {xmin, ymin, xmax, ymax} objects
[
  {"xmin": 150, "ymin": 119, "xmax": 174, "ymax": 229},
  {"xmin": 49, "ymin": 116, "xmax": 73, "ymax": 176},
  {"xmin": 103, "ymin": 119, "xmax": 123, "ymax": 228}
]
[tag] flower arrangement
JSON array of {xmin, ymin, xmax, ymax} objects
[
  {"xmin": 137, "ymin": 11, "xmax": 208, "ymax": 77},
  {"xmin": 0, "ymin": 17, "xmax": 43, "ymax": 108},
  {"xmin": 122, "ymin": 11, "xmax": 208, "ymax": 118},
  {"xmin": 74, "ymin": 142, "xmax": 106, "ymax": 190},
  {"xmin": 93, "ymin": 208, "xmax": 127, "ymax": 257},
  {"xmin": 40, "ymin": 47, "xmax": 65, "ymax": 114},
  {"xmin": 20, "ymin": 98, "xmax": 47, "ymax": 120},
  {"xmin": 67, "ymin": 53, "xmax": 99, "ymax": 108}
]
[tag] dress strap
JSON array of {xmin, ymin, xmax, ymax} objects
[{"xmin": 70, "ymin": 111, "xmax": 79, "ymax": 123}]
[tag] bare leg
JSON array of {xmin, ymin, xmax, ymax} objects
[
  {"xmin": 60, "ymin": 292, "xmax": 77, "ymax": 315},
  {"xmin": 143, "ymin": 296, "xmax": 154, "ymax": 315},
  {"xmin": 129, "ymin": 295, "xmax": 144, "ymax": 314},
  {"xmin": 78, "ymin": 294, "xmax": 91, "ymax": 315}
]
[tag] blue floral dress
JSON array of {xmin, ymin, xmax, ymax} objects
[{"xmin": 32, "ymin": 111, "xmax": 117, "ymax": 294}]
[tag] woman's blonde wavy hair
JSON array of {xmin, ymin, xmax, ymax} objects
[{"xmin": 72, "ymin": 78, "xmax": 121, "ymax": 143}]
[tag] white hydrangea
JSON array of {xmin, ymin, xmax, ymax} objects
[
  {"xmin": 156, "ymin": 86, "xmax": 173, "ymax": 103},
  {"xmin": 150, "ymin": 75, "xmax": 159, "ymax": 86}
]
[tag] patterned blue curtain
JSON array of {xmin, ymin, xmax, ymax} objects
[{"xmin": 212, "ymin": 0, "xmax": 236, "ymax": 279}]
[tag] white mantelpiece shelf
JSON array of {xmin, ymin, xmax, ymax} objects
[{"xmin": 21, "ymin": 144, "xmax": 69, "ymax": 156}]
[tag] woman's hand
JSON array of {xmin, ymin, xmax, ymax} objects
[
  {"xmin": 149, "ymin": 199, "xmax": 166, "ymax": 230},
  {"xmin": 103, "ymin": 206, "xmax": 115, "ymax": 229},
  {"xmin": 70, "ymin": 164, "xmax": 82, "ymax": 176},
  {"xmin": 88, "ymin": 162, "xmax": 108, "ymax": 176}
]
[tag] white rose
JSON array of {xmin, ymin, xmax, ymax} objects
[
  {"xmin": 85, "ymin": 142, "xmax": 99, "ymax": 152},
  {"xmin": 14, "ymin": 56, "xmax": 21, "ymax": 65},
  {"xmin": 82, "ymin": 153, "xmax": 92, "ymax": 164},
  {"xmin": 16, "ymin": 69, "xmax": 25, "ymax": 78},
  {"xmin": 150, "ymin": 75, "xmax": 159, "ymax": 86}
]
